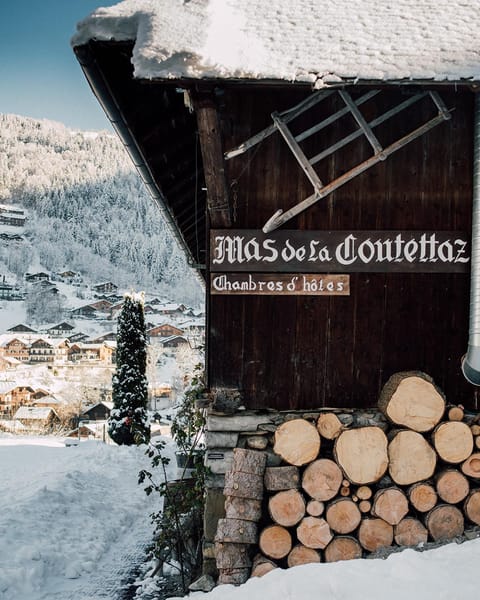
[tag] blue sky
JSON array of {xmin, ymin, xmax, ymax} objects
[{"xmin": 0, "ymin": 1, "xmax": 119, "ymax": 131}]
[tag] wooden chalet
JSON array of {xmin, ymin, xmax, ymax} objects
[
  {"xmin": 147, "ymin": 323, "xmax": 185, "ymax": 339},
  {"xmin": 74, "ymin": 0, "xmax": 480, "ymax": 581}
]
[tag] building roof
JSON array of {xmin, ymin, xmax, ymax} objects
[
  {"xmin": 73, "ymin": 0, "xmax": 480, "ymax": 86},
  {"xmin": 14, "ymin": 406, "xmax": 57, "ymax": 420}
]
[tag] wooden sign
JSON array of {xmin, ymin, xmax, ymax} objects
[
  {"xmin": 210, "ymin": 230, "xmax": 470, "ymax": 273},
  {"xmin": 211, "ymin": 273, "xmax": 350, "ymax": 295}
]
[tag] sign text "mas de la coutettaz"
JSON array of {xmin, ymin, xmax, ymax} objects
[{"xmin": 210, "ymin": 230, "xmax": 470, "ymax": 273}]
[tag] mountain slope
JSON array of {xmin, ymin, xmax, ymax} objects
[{"xmin": 0, "ymin": 113, "xmax": 202, "ymax": 304}]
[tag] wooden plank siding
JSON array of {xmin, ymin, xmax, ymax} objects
[{"xmin": 208, "ymin": 88, "xmax": 476, "ymax": 410}]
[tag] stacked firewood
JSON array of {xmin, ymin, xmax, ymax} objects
[{"xmin": 218, "ymin": 371, "xmax": 480, "ymax": 579}]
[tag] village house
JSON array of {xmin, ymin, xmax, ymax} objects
[
  {"xmin": 0, "ymin": 280, "xmax": 14, "ymax": 300},
  {"xmin": 0, "ymin": 337, "xmax": 30, "ymax": 362},
  {"xmin": 158, "ymin": 335, "xmax": 190, "ymax": 349},
  {"xmin": 81, "ymin": 400, "xmax": 114, "ymax": 421},
  {"xmin": 92, "ymin": 282, "xmax": 118, "ymax": 294},
  {"xmin": 147, "ymin": 323, "xmax": 184, "ymax": 341},
  {"xmin": 0, "ymin": 383, "xmax": 35, "ymax": 415},
  {"xmin": 0, "ymin": 355, "xmax": 22, "ymax": 372},
  {"xmin": 7, "ymin": 324, "xmax": 37, "ymax": 334},
  {"xmin": 14, "ymin": 406, "xmax": 59, "ymax": 431},
  {"xmin": 70, "ymin": 304, "xmax": 98, "ymax": 319},
  {"xmin": 0, "ymin": 204, "xmax": 26, "ymax": 227},
  {"xmin": 25, "ymin": 272, "xmax": 50, "ymax": 283},
  {"xmin": 45, "ymin": 322, "xmax": 76, "ymax": 337},
  {"xmin": 29, "ymin": 338, "xmax": 69, "ymax": 363},
  {"xmin": 74, "ymin": 0, "xmax": 480, "ymax": 583},
  {"xmin": 55, "ymin": 270, "xmax": 82, "ymax": 284}
]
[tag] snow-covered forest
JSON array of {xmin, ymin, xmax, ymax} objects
[{"xmin": 0, "ymin": 114, "xmax": 202, "ymax": 305}]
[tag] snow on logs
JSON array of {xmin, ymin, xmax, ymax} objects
[{"xmin": 216, "ymin": 372, "xmax": 480, "ymax": 583}]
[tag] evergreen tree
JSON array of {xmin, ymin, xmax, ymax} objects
[{"xmin": 108, "ymin": 292, "xmax": 150, "ymax": 445}]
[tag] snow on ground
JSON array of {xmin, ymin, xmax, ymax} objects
[
  {"xmin": 0, "ymin": 300, "xmax": 27, "ymax": 330},
  {"xmin": 0, "ymin": 435, "xmax": 176, "ymax": 600},
  {"xmin": 167, "ymin": 537, "xmax": 480, "ymax": 600}
]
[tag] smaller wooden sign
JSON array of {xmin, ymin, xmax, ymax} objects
[{"xmin": 210, "ymin": 273, "xmax": 350, "ymax": 296}]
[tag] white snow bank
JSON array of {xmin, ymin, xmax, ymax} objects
[
  {"xmin": 169, "ymin": 537, "xmax": 480, "ymax": 600},
  {"xmin": 0, "ymin": 436, "xmax": 176, "ymax": 600},
  {"xmin": 72, "ymin": 0, "xmax": 480, "ymax": 84}
]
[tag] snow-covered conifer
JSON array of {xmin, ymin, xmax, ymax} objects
[{"xmin": 108, "ymin": 292, "xmax": 150, "ymax": 445}]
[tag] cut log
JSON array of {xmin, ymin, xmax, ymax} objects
[
  {"xmin": 224, "ymin": 471, "xmax": 264, "ymax": 500},
  {"xmin": 250, "ymin": 554, "xmax": 278, "ymax": 578},
  {"xmin": 324, "ymin": 536, "xmax": 363, "ymax": 562},
  {"xmin": 264, "ymin": 466, "xmax": 300, "ymax": 491},
  {"xmin": 302, "ymin": 459, "xmax": 343, "ymax": 501},
  {"xmin": 325, "ymin": 498, "xmax": 362, "ymax": 534},
  {"xmin": 359, "ymin": 500, "xmax": 372, "ymax": 514},
  {"xmin": 372, "ymin": 487, "xmax": 409, "ymax": 525},
  {"xmin": 232, "ymin": 448, "xmax": 267, "ymax": 474},
  {"xmin": 287, "ymin": 545, "xmax": 321, "ymax": 567},
  {"xmin": 215, "ymin": 518, "xmax": 258, "ymax": 544},
  {"xmin": 273, "ymin": 419, "xmax": 321, "ymax": 466},
  {"xmin": 259, "ymin": 525, "xmax": 292, "ymax": 560},
  {"xmin": 268, "ymin": 489, "xmax": 306, "ymax": 527},
  {"xmin": 317, "ymin": 413, "xmax": 343, "ymax": 440},
  {"xmin": 334, "ymin": 427, "xmax": 388, "ymax": 485},
  {"xmin": 225, "ymin": 497, "xmax": 262, "ymax": 522},
  {"xmin": 435, "ymin": 469, "xmax": 470, "ymax": 504},
  {"xmin": 408, "ymin": 482, "xmax": 438, "ymax": 513},
  {"xmin": 464, "ymin": 490, "xmax": 480, "ymax": 525},
  {"xmin": 448, "ymin": 406, "xmax": 464, "ymax": 422},
  {"xmin": 425, "ymin": 504, "xmax": 464, "ymax": 541},
  {"xmin": 340, "ymin": 487, "xmax": 351, "ymax": 497},
  {"xmin": 358, "ymin": 518, "xmax": 394, "ymax": 552},
  {"xmin": 470, "ymin": 425, "xmax": 480, "ymax": 436},
  {"xmin": 306, "ymin": 500, "xmax": 325, "ymax": 517},
  {"xmin": 432, "ymin": 421, "xmax": 474, "ymax": 464},
  {"xmin": 356, "ymin": 486, "xmax": 373, "ymax": 500},
  {"xmin": 476, "ymin": 437, "xmax": 480, "ymax": 451},
  {"xmin": 388, "ymin": 430, "xmax": 437, "ymax": 485},
  {"xmin": 378, "ymin": 371, "xmax": 445, "ymax": 432},
  {"xmin": 218, "ymin": 568, "xmax": 250, "ymax": 585},
  {"xmin": 394, "ymin": 518, "xmax": 428, "ymax": 547},
  {"xmin": 461, "ymin": 453, "xmax": 480, "ymax": 478},
  {"xmin": 215, "ymin": 542, "xmax": 252, "ymax": 569},
  {"xmin": 296, "ymin": 517, "xmax": 333, "ymax": 549}
]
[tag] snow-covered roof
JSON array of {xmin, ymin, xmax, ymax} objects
[
  {"xmin": 72, "ymin": 0, "xmax": 480, "ymax": 85},
  {"xmin": 14, "ymin": 406, "xmax": 56, "ymax": 420}
]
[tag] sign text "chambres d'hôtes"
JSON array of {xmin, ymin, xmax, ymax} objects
[{"xmin": 210, "ymin": 230, "xmax": 470, "ymax": 273}]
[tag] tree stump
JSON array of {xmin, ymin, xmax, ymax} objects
[
  {"xmin": 250, "ymin": 554, "xmax": 278, "ymax": 578},
  {"xmin": 325, "ymin": 498, "xmax": 361, "ymax": 534},
  {"xmin": 215, "ymin": 542, "xmax": 252, "ymax": 569},
  {"xmin": 388, "ymin": 430, "xmax": 437, "ymax": 485},
  {"xmin": 302, "ymin": 459, "xmax": 343, "ymax": 501},
  {"xmin": 215, "ymin": 518, "xmax": 258, "ymax": 544},
  {"xmin": 425, "ymin": 504, "xmax": 464, "ymax": 541},
  {"xmin": 324, "ymin": 536, "xmax": 363, "ymax": 562},
  {"xmin": 224, "ymin": 471, "xmax": 264, "ymax": 500},
  {"xmin": 464, "ymin": 490, "xmax": 480, "ymax": 525},
  {"xmin": 306, "ymin": 500, "xmax": 325, "ymax": 517},
  {"xmin": 394, "ymin": 518, "xmax": 428, "ymax": 547},
  {"xmin": 296, "ymin": 517, "xmax": 333, "ymax": 549},
  {"xmin": 225, "ymin": 497, "xmax": 262, "ymax": 522},
  {"xmin": 461, "ymin": 453, "xmax": 480, "ymax": 479},
  {"xmin": 408, "ymin": 482, "xmax": 438, "ymax": 513},
  {"xmin": 358, "ymin": 518, "xmax": 393, "ymax": 552},
  {"xmin": 264, "ymin": 466, "xmax": 300, "ymax": 491},
  {"xmin": 334, "ymin": 427, "xmax": 388, "ymax": 485},
  {"xmin": 317, "ymin": 412, "xmax": 343, "ymax": 439},
  {"xmin": 378, "ymin": 371, "xmax": 445, "ymax": 432},
  {"xmin": 432, "ymin": 421, "xmax": 473, "ymax": 464},
  {"xmin": 436, "ymin": 469, "xmax": 470, "ymax": 504},
  {"xmin": 273, "ymin": 419, "xmax": 321, "ymax": 466},
  {"xmin": 268, "ymin": 489, "xmax": 306, "ymax": 527},
  {"xmin": 259, "ymin": 525, "xmax": 292, "ymax": 560},
  {"xmin": 287, "ymin": 545, "xmax": 321, "ymax": 567},
  {"xmin": 372, "ymin": 488, "xmax": 409, "ymax": 525}
]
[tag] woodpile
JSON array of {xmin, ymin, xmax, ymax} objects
[{"xmin": 216, "ymin": 371, "xmax": 480, "ymax": 584}]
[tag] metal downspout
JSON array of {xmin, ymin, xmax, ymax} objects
[{"xmin": 462, "ymin": 94, "xmax": 480, "ymax": 385}]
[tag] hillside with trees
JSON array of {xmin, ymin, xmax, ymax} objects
[{"xmin": 0, "ymin": 113, "xmax": 202, "ymax": 305}]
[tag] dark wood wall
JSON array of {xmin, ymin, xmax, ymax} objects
[{"xmin": 207, "ymin": 87, "xmax": 477, "ymax": 410}]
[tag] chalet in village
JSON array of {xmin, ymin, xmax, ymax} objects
[{"xmin": 74, "ymin": 0, "xmax": 480, "ymax": 584}]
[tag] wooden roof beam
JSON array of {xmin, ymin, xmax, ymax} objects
[{"xmin": 193, "ymin": 92, "xmax": 232, "ymax": 228}]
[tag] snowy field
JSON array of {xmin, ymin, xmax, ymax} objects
[
  {"xmin": 3, "ymin": 434, "xmax": 480, "ymax": 600},
  {"xmin": 0, "ymin": 435, "xmax": 176, "ymax": 600}
]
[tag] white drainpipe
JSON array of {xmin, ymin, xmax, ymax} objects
[{"xmin": 462, "ymin": 94, "xmax": 480, "ymax": 385}]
